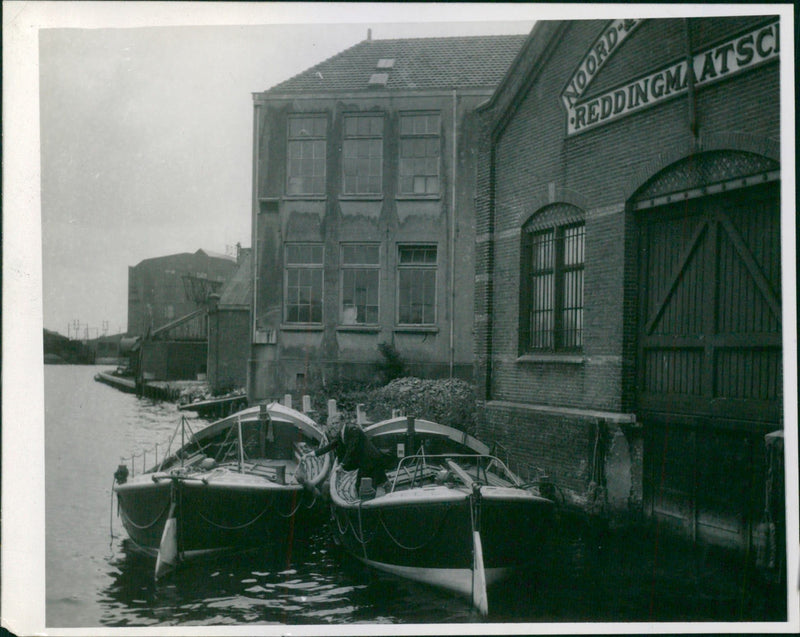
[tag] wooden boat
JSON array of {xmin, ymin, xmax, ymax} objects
[
  {"xmin": 113, "ymin": 402, "xmax": 331, "ymax": 579},
  {"xmin": 95, "ymin": 369, "xmax": 137, "ymax": 393},
  {"xmin": 328, "ymin": 416, "xmax": 556, "ymax": 616},
  {"xmin": 177, "ymin": 393, "xmax": 249, "ymax": 418}
]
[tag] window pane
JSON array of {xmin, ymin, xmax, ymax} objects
[
  {"xmin": 286, "ymin": 245, "xmax": 323, "ymax": 323},
  {"xmin": 287, "ymin": 117, "xmax": 326, "ymax": 194},
  {"xmin": 399, "ymin": 246, "xmax": 436, "ymax": 264},
  {"xmin": 398, "ymin": 266, "xmax": 436, "ymax": 324},
  {"xmin": 341, "ymin": 267, "xmax": 378, "ymax": 324},
  {"xmin": 524, "ymin": 221, "xmax": 584, "ymax": 351},
  {"xmin": 343, "ymin": 244, "xmax": 379, "ymax": 265},
  {"xmin": 399, "ymin": 113, "xmax": 440, "ymax": 194},
  {"xmin": 343, "ymin": 116, "xmax": 383, "ymax": 194}
]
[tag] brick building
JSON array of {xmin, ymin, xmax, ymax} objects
[
  {"xmin": 127, "ymin": 249, "xmax": 238, "ymax": 337},
  {"xmin": 248, "ymin": 33, "xmax": 526, "ymax": 399},
  {"xmin": 475, "ymin": 17, "xmax": 782, "ymax": 553}
]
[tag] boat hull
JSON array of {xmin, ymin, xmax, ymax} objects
[
  {"xmin": 113, "ymin": 402, "xmax": 332, "ymax": 569},
  {"xmin": 330, "ymin": 486, "xmax": 554, "ymax": 598},
  {"xmin": 116, "ymin": 475, "xmax": 324, "ymax": 556}
]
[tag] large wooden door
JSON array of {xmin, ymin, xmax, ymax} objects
[{"xmin": 637, "ymin": 181, "xmax": 781, "ymax": 546}]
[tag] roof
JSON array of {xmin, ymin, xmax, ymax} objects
[
  {"xmin": 133, "ymin": 249, "xmax": 235, "ymax": 269},
  {"xmin": 262, "ymin": 34, "xmax": 528, "ymax": 95},
  {"xmin": 218, "ymin": 250, "xmax": 252, "ymax": 307},
  {"xmin": 197, "ymin": 248, "xmax": 236, "ymax": 262}
]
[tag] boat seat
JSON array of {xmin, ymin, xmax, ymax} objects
[{"xmin": 249, "ymin": 462, "xmax": 288, "ymax": 483}]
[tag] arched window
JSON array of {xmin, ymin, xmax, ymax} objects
[{"xmin": 520, "ymin": 204, "xmax": 585, "ymax": 353}]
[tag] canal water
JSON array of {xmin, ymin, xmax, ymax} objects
[{"xmin": 44, "ymin": 365, "xmax": 787, "ymax": 629}]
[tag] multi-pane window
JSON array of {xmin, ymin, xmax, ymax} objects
[
  {"xmin": 287, "ymin": 116, "xmax": 326, "ymax": 195},
  {"xmin": 399, "ymin": 113, "xmax": 440, "ymax": 195},
  {"xmin": 341, "ymin": 244, "xmax": 380, "ymax": 324},
  {"xmin": 343, "ymin": 115, "xmax": 383, "ymax": 195},
  {"xmin": 285, "ymin": 244, "xmax": 323, "ymax": 323},
  {"xmin": 398, "ymin": 245, "xmax": 437, "ymax": 325},
  {"xmin": 523, "ymin": 223, "xmax": 584, "ymax": 351}
]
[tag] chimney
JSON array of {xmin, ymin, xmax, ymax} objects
[{"xmin": 367, "ymin": 28, "xmax": 372, "ymax": 41}]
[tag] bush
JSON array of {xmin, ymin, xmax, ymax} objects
[
  {"xmin": 376, "ymin": 342, "xmax": 405, "ymax": 383},
  {"xmin": 362, "ymin": 377, "xmax": 477, "ymax": 434}
]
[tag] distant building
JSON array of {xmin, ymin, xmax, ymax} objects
[
  {"xmin": 127, "ymin": 249, "xmax": 238, "ymax": 337},
  {"xmin": 475, "ymin": 17, "xmax": 781, "ymax": 553},
  {"xmin": 208, "ymin": 247, "xmax": 252, "ymax": 393},
  {"xmin": 248, "ymin": 33, "xmax": 527, "ymax": 399}
]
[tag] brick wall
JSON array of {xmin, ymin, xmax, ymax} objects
[{"xmin": 475, "ymin": 17, "xmax": 780, "ymax": 519}]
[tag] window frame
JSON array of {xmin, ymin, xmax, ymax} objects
[
  {"xmin": 342, "ymin": 114, "xmax": 384, "ymax": 196},
  {"xmin": 283, "ymin": 243, "xmax": 324, "ymax": 325},
  {"xmin": 286, "ymin": 114, "xmax": 327, "ymax": 196},
  {"xmin": 520, "ymin": 221, "xmax": 585, "ymax": 353},
  {"xmin": 398, "ymin": 112, "xmax": 441, "ymax": 197},
  {"xmin": 340, "ymin": 243, "xmax": 381, "ymax": 326},
  {"xmin": 396, "ymin": 244, "xmax": 438, "ymax": 326}
]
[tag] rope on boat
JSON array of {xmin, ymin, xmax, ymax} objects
[
  {"xmin": 334, "ymin": 502, "xmax": 376, "ymax": 547},
  {"xmin": 118, "ymin": 500, "xmax": 171, "ymax": 530},
  {"xmin": 376, "ymin": 504, "xmax": 457, "ymax": 552},
  {"xmin": 197, "ymin": 504, "xmax": 272, "ymax": 530},
  {"xmin": 196, "ymin": 486, "xmax": 312, "ymax": 528},
  {"xmin": 332, "ymin": 467, "xmax": 457, "ymax": 552},
  {"xmin": 274, "ymin": 491, "xmax": 310, "ymax": 519}
]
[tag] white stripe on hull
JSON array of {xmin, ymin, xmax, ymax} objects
[
  {"xmin": 125, "ymin": 536, "xmax": 238, "ymax": 561},
  {"xmin": 357, "ymin": 555, "xmax": 515, "ymax": 599}
]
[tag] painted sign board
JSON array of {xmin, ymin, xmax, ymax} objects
[{"xmin": 563, "ymin": 20, "xmax": 780, "ymax": 136}]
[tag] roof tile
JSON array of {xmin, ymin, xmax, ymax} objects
[{"xmin": 262, "ymin": 34, "xmax": 527, "ymax": 94}]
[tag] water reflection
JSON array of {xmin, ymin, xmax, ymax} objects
[
  {"xmin": 46, "ymin": 367, "xmax": 786, "ymax": 628},
  {"xmin": 99, "ymin": 527, "xmax": 481, "ymax": 626}
]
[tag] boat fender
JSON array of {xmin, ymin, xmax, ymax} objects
[
  {"xmin": 114, "ymin": 464, "xmax": 129, "ymax": 485},
  {"xmin": 358, "ymin": 477, "xmax": 376, "ymax": 500}
]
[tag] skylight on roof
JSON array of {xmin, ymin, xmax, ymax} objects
[
  {"xmin": 368, "ymin": 73, "xmax": 389, "ymax": 86},
  {"xmin": 377, "ymin": 58, "xmax": 395, "ymax": 69}
]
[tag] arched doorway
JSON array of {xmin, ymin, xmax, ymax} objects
[{"xmin": 633, "ymin": 150, "xmax": 781, "ymax": 548}]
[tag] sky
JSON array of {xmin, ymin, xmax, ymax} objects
[{"xmin": 25, "ymin": 2, "xmax": 540, "ymax": 337}]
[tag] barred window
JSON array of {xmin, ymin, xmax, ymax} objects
[
  {"xmin": 522, "ymin": 219, "xmax": 584, "ymax": 351},
  {"xmin": 343, "ymin": 115, "xmax": 383, "ymax": 195},
  {"xmin": 285, "ymin": 244, "xmax": 323, "ymax": 323},
  {"xmin": 340, "ymin": 244, "xmax": 380, "ymax": 324},
  {"xmin": 287, "ymin": 115, "xmax": 326, "ymax": 195},
  {"xmin": 398, "ymin": 245, "xmax": 437, "ymax": 325},
  {"xmin": 399, "ymin": 113, "xmax": 440, "ymax": 195}
]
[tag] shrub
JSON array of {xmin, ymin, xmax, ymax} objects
[
  {"xmin": 376, "ymin": 342, "xmax": 405, "ymax": 383},
  {"xmin": 362, "ymin": 377, "xmax": 477, "ymax": 434}
]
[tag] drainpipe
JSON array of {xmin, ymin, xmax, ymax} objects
[
  {"xmin": 248, "ymin": 101, "xmax": 261, "ymax": 401},
  {"xmin": 251, "ymin": 101, "xmax": 261, "ymax": 343},
  {"xmin": 449, "ymin": 90, "xmax": 457, "ymax": 378}
]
